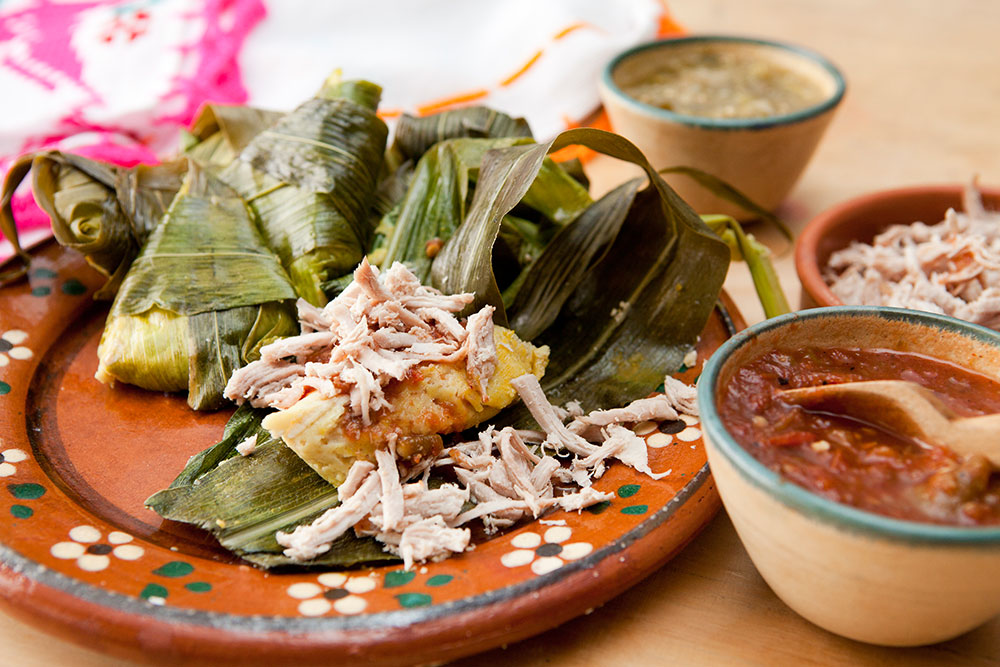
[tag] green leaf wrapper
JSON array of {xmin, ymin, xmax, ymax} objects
[
  {"xmin": 381, "ymin": 137, "xmax": 591, "ymax": 283},
  {"xmin": 147, "ymin": 417, "xmax": 393, "ymax": 569},
  {"xmin": 0, "ymin": 152, "xmax": 184, "ymax": 297},
  {"xmin": 218, "ymin": 76, "xmax": 389, "ymax": 305},
  {"xmin": 387, "ymin": 106, "xmax": 532, "ymax": 169},
  {"xmin": 183, "ymin": 104, "xmax": 284, "ymax": 169},
  {"xmin": 97, "ymin": 163, "xmax": 298, "ymax": 410},
  {"xmin": 508, "ymin": 178, "xmax": 641, "ymax": 339},
  {"xmin": 523, "ymin": 128, "xmax": 729, "ymax": 414},
  {"xmin": 431, "ymin": 142, "xmax": 551, "ymax": 323},
  {"xmin": 431, "ymin": 127, "xmax": 730, "ymax": 418}
]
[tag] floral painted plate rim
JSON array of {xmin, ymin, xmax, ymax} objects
[{"xmin": 0, "ymin": 239, "xmax": 740, "ymax": 665}]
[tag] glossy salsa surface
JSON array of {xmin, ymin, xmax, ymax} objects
[{"xmin": 719, "ymin": 347, "xmax": 1000, "ymax": 526}]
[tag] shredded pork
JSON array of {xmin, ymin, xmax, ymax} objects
[
  {"xmin": 248, "ymin": 258, "xmax": 697, "ymax": 569},
  {"xmin": 277, "ymin": 373, "xmax": 692, "ymax": 567},
  {"xmin": 235, "ymin": 434, "xmax": 257, "ymax": 457},
  {"xmin": 225, "ymin": 258, "xmax": 499, "ymax": 424},
  {"xmin": 510, "ymin": 374, "xmax": 595, "ymax": 457},
  {"xmin": 568, "ymin": 395, "xmax": 680, "ymax": 440},
  {"xmin": 825, "ymin": 180, "xmax": 1000, "ymax": 330},
  {"xmin": 661, "ymin": 375, "xmax": 699, "ymax": 417}
]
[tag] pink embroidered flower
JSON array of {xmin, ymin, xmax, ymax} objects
[{"xmin": 0, "ymin": 0, "xmax": 265, "ymax": 235}]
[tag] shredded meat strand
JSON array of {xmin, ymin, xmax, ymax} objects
[
  {"xmin": 826, "ymin": 179, "xmax": 1000, "ymax": 330},
  {"xmin": 279, "ymin": 376, "xmax": 695, "ymax": 566},
  {"xmin": 225, "ymin": 259, "xmax": 498, "ymax": 425}
]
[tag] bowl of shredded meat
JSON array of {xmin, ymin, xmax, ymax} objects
[{"xmin": 796, "ymin": 180, "xmax": 1000, "ymax": 326}]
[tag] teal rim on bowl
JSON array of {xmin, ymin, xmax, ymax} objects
[
  {"xmin": 698, "ymin": 306, "xmax": 1000, "ymax": 545},
  {"xmin": 602, "ymin": 35, "xmax": 847, "ymax": 131}
]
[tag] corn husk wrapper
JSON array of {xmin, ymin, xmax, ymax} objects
[
  {"xmin": 505, "ymin": 178, "xmax": 641, "ymax": 331},
  {"xmin": 431, "ymin": 127, "xmax": 731, "ymax": 418},
  {"xmin": 112, "ymin": 160, "xmax": 188, "ymax": 242},
  {"xmin": 368, "ymin": 107, "xmax": 535, "ymax": 265},
  {"xmin": 96, "ymin": 163, "xmax": 298, "ymax": 410},
  {"xmin": 0, "ymin": 152, "xmax": 184, "ymax": 296},
  {"xmin": 385, "ymin": 105, "xmax": 532, "ymax": 171},
  {"xmin": 146, "ymin": 404, "xmax": 394, "ymax": 569},
  {"xmin": 378, "ymin": 137, "xmax": 591, "ymax": 285},
  {"xmin": 218, "ymin": 76, "xmax": 388, "ymax": 306},
  {"xmin": 0, "ymin": 155, "xmax": 34, "ymax": 283},
  {"xmin": 182, "ymin": 104, "xmax": 284, "ymax": 169}
]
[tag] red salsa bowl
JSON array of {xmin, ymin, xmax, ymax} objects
[{"xmin": 697, "ymin": 305, "xmax": 1000, "ymax": 646}]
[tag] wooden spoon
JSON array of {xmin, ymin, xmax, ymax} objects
[{"xmin": 780, "ymin": 380, "xmax": 1000, "ymax": 466}]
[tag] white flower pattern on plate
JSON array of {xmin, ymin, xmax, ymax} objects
[
  {"xmin": 0, "ymin": 330, "xmax": 32, "ymax": 367},
  {"xmin": 639, "ymin": 414, "xmax": 701, "ymax": 448},
  {"xmin": 50, "ymin": 526, "xmax": 145, "ymax": 572},
  {"xmin": 0, "ymin": 448, "xmax": 28, "ymax": 477},
  {"xmin": 500, "ymin": 526, "xmax": 593, "ymax": 575},
  {"xmin": 286, "ymin": 572, "xmax": 379, "ymax": 616}
]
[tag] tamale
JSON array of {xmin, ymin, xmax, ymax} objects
[
  {"xmin": 96, "ymin": 162, "xmax": 299, "ymax": 410},
  {"xmin": 385, "ymin": 105, "xmax": 532, "ymax": 171},
  {"xmin": 0, "ymin": 152, "xmax": 184, "ymax": 297},
  {"xmin": 263, "ymin": 327, "xmax": 549, "ymax": 486},
  {"xmin": 182, "ymin": 104, "xmax": 284, "ymax": 169},
  {"xmin": 218, "ymin": 74, "xmax": 388, "ymax": 306}
]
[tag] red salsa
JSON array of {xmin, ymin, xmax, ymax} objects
[{"xmin": 719, "ymin": 347, "xmax": 1000, "ymax": 526}]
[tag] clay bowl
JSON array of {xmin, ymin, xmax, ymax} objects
[
  {"xmin": 599, "ymin": 35, "xmax": 845, "ymax": 219},
  {"xmin": 796, "ymin": 184, "xmax": 1000, "ymax": 308},
  {"xmin": 697, "ymin": 306, "xmax": 1000, "ymax": 646}
]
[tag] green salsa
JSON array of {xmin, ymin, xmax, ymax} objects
[{"xmin": 622, "ymin": 46, "xmax": 827, "ymax": 119}]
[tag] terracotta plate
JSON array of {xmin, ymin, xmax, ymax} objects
[{"xmin": 0, "ymin": 240, "xmax": 742, "ymax": 665}]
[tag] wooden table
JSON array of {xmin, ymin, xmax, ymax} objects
[{"xmin": 3, "ymin": 0, "xmax": 999, "ymax": 664}]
